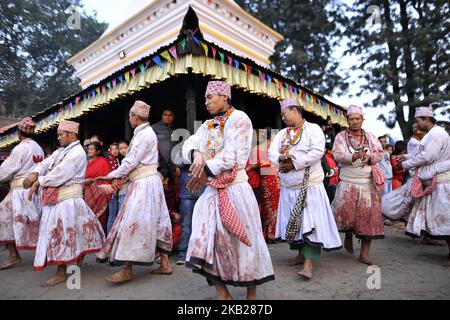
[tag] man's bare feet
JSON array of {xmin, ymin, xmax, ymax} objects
[
  {"xmin": 206, "ymin": 295, "xmax": 233, "ymax": 300},
  {"xmin": 421, "ymin": 237, "xmax": 444, "ymax": 246},
  {"xmin": 344, "ymin": 235, "xmax": 354, "ymax": 254},
  {"xmin": 247, "ymin": 287, "xmax": 257, "ymax": 300},
  {"xmin": 151, "ymin": 265, "xmax": 173, "ymax": 275},
  {"xmin": 151, "ymin": 253, "xmax": 172, "ymax": 275},
  {"xmin": 41, "ymin": 272, "xmax": 67, "ymax": 287},
  {"xmin": 106, "ymin": 267, "xmax": 132, "ymax": 284},
  {"xmin": 358, "ymin": 256, "xmax": 380, "ymax": 266},
  {"xmin": 76, "ymin": 255, "xmax": 85, "ymax": 267},
  {"xmin": 0, "ymin": 256, "xmax": 21, "ymax": 270},
  {"xmin": 298, "ymin": 259, "xmax": 313, "ymax": 280},
  {"xmin": 287, "ymin": 255, "xmax": 304, "ymax": 266}
]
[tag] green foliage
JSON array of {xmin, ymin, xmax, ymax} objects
[
  {"xmin": 235, "ymin": 0, "xmax": 349, "ymax": 96},
  {"xmin": 343, "ymin": 0, "xmax": 449, "ymax": 138},
  {"xmin": 0, "ymin": 0, "xmax": 107, "ymax": 117}
]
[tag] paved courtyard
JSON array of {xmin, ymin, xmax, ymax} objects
[{"xmin": 1, "ymin": 227, "xmax": 449, "ymax": 300}]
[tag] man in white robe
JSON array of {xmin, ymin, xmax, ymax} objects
[
  {"xmin": 95, "ymin": 101, "xmax": 173, "ymax": 284},
  {"xmin": 182, "ymin": 81, "xmax": 274, "ymax": 300},
  {"xmin": 0, "ymin": 118, "xmax": 44, "ymax": 269},
  {"xmin": 268, "ymin": 99, "xmax": 341, "ymax": 280},
  {"xmin": 395, "ymin": 106, "xmax": 450, "ymax": 264},
  {"xmin": 24, "ymin": 120, "xmax": 105, "ymax": 286}
]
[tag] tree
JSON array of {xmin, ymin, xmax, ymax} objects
[
  {"xmin": 235, "ymin": 0, "xmax": 349, "ymax": 96},
  {"xmin": 343, "ymin": 0, "xmax": 449, "ymax": 139},
  {"xmin": 0, "ymin": 0, "xmax": 107, "ymax": 117}
]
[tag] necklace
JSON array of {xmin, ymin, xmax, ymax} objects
[
  {"xmin": 205, "ymin": 107, "xmax": 235, "ymax": 159},
  {"xmin": 345, "ymin": 129, "xmax": 368, "ymax": 153}
]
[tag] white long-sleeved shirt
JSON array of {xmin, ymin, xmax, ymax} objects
[
  {"xmin": 0, "ymin": 139, "xmax": 44, "ymax": 183},
  {"xmin": 34, "ymin": 141, "xmax": 86, "ymax": 187},
  {"xmin": 182, "ymin": 110, "xmax": 253, "ymax": 176},
  {"xmin": 108, "ymin": 122, "xmax": 158, "ymax": 179},
  {"xmin": 268, "ymin": 121, "xmax": 325, "ymax": 187},
  {"xmin": 403, "ymin": 125, "xmax": 450, "ymax": 180}
]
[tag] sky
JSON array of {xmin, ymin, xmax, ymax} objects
[{"xmin": 80, "ymin": 0, "xmax": 438, "ymax": 141}]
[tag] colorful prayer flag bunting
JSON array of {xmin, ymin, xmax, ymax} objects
[
  {"xmin": 160, "ymin": 51, "xmax": 173, "ymax": 64},
  {"xmin": 152, "ymin": 56, "xmax": 164, "ymax": 68},
  {"xmin": 168, "ymin": 46, "xmax": 178, "ymax": 60}
]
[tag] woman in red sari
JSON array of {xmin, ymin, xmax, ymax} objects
[
  {"xmin": 257, "ymin": 129, "xmax": 281, "ymax": 243},
  {"xmin": 84, "ymin": 142, "xmax": 112, "ymax": 234}
]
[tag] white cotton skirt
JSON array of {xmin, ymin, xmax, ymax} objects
[
  {"xmin": 0, "ymin": 189, "xmax": 42, "ymax": 250},
  {"xmin": 186, "ymin": 182, "xmax": 275, "ymax": 287},
  {"xmin": 33, "ymin": 197, "xmax": 105, "ymax": 270},
  {"xmin": 382, "ymin": 179, "xmax": 414, "ymax": 221},
  {"xmin": 276, "ymin": 183, "xmax": 342, "ymax": 250},
  {"xmin": 405, "ymin": 182, "xmax": 450, "ymax": 239},
  {"xmin": 96, "ymin": 175, "xmax": 172, "ymax": 266}
]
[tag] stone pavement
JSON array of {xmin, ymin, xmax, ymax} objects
[{"xmin": 0, "ymin": 227, "xmax": 449, "ymax": 300}]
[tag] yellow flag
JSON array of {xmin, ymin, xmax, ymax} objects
[
  {"xmin": 201, "ymin": 42, "xmax": 209, "ymax": 57},
  {"xmin": 124, "ymin": 71, "xmax": 130, "ymax": 83},
  {"xmin": 160, "ymin": 51, "xmax": 173, "ymax": 64}
]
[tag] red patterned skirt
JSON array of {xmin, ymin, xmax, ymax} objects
[{"xmin": 260, "ymin": 175, "xmax": 281, "ymax": 241}]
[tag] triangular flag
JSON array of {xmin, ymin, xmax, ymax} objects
[
  {"xmin": 124, "ymin": 72, "xmax": 130, "ymax": 83},
  {"xmin": 152, "ymin": 56, "xmax": 164, "ymax": 68},
  {"xmin": 234, "ymin": 59, "xmax": 240, "ymax": 69},
  {"xmin": 96, "ymin": 87, "xmax": 101, "ymax": 95},
  {"xmin": 112, "ymin": 79, "xmax": 117, "ymax": 88},
  {"xmin": 247, "ymin": 65, "xmax": 252, "ymax": 76},
  {"xmin": 139, "ymin": 63, "xmax": 145, "ymax": 74},
  {"xmin": 227, "ymin": 55, "xmax": 233, "ymax": 66},
  {"xmin": 118, "ymin": 75, "xmax": 124, "ymax": 83},
  {"xmin": 211, "ymin": 46, "xmax": 217, "ymax": 59},
  {"xmin": 168, "ymin": 46, "xmax": 178, "ymax": 60},
  {"xmin": 218, "ymin": 51, "xmax": 225, "ymax": 62},
  {"xmin": 260, "ymin": 71, "xmax": 266, "ymax": 82},
  {"xmin": 200, "ymin": 42, "xmax": 209, "ymax": 57},
  {"xmin": 91, "ymin": 90, "xmax": 96, "ymax": 98},
  {"xmin": 160, "ymin": 50, "xmax": 173, "ymax": 64},
  {"xmin": 75, "ymin": 96, "xmax": 80, "ymax": 104},
  {"xmin": 192, "ymin": 36, "xmax": 200, "ymax": 46},
  {"xmin": 145, "ymin": 59, "xmax": 151, "ymax": 68},
  {"xmin": 242, "ymin": 63, "xmax": 247, "ymax": 73},
  {"xmin": 266, "ymin": 75, "xmax": 272, "ymax": 83},
  {"xmin": 179, "ymin": 39, "xmax": 187, "ymax": 50},
  {"xmin": 293, "ymin": 87, "xmax": 298, "ymax": 94},
  {"xmin": 278, "ymin": 80, "xmax": 283, "ymax": 89},
  {"xmin": 102, "ymin": 85, "xmax": 107, "ymax": 94},
  {"xmin": 130, "ymin": 68, "xmax": 137, "ymax": 78},
  {"xmin": 106, "ymin": 82, "xmax": 112, "ymax": 89}
]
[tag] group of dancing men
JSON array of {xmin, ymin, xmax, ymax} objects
[{"xmin": 0, "ymin": 81, "xmax": 449, "ymax": 300}]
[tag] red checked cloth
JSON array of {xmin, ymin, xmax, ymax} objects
[
  {"xmin": 410, "ymin": 171, "xmax": 437, "ymax": 198},
  {"xmin": 208, "ymin": 165, "xmax": 252, "ymax": 247}
]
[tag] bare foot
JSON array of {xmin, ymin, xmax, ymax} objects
[
  {"xmin": 151, "ymin": 265, "xmax": 173, "ymax": 275},
  {"xmin": 344, "ymin": 236, "xmax": 354, "ymax": 254},
  {"xmin": 41, "ymin": 273, "xmax": 67, "ymax": 287},
  {"xmin": 247, "ymin": 287, "xmax": 257, "ymax": 300},
  {"xmin": 77, "ymin": 255, "xmax": 85, "ymax": 267},
  {"xmin": 106, "ymin": 268, "xmax": 132, "ymax": 284},
  {"xmin": 206, "ymin": 294, "xmax": 233, "ymax": 300},
  {"xmin": 298, "ymin": 269, "xmax": 312, "ymax": 280},
  {"xmin": 421, "ymin": 237, "xmax": 445, "ymax": 246},
  {"xmin": 0, "ymin": 256, "xmax": 21, "ymax": 270},
  {"xmin": 287, "ymin": 255, "xmax": 304, "ymax": 266},
  {"xmin": 359, "ymin": 256, "xmax": 380, "ymax": 266}
]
